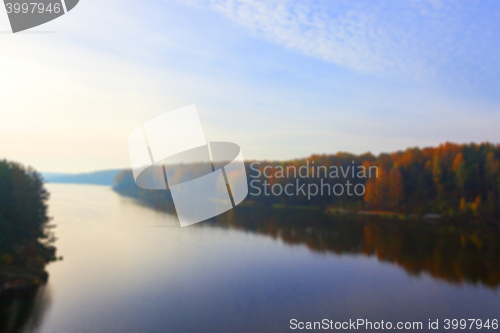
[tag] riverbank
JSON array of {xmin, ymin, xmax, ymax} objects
[
  {"xmin": 325, "ymin": 207, "xmax": 418, "ymax": 220},
  {"xmin": 0, "ymin": 264, "xmax": 48, "ymax": 294},
  {"xmin": 324, "ymin": 206, "xmax": 500, "ymax": 226}
]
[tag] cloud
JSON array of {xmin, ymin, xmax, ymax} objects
[
  {"xmin": 1, "ymin": 0, "xmax": 499, "ymax": 172},
  {"xmin": 185, "ymin": 0, "xmax": 500, "ymax": 82}
]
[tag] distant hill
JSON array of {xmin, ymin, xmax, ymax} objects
[{"xmin": 42, "ymin": 169, "xmax": 123, "ymax": 186}]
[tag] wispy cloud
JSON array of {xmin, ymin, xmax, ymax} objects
[
  {"xmin": 186, "ymin": 0, "xmax": 500, "ymax": 82},
  {"xmin": 1, "ymin": 0, "xmax": 499, "ymax": 172}
]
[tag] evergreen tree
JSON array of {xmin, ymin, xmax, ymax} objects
[{"xmin": 0, "ymin": 160, "xmax": 56, "ymax": 271}]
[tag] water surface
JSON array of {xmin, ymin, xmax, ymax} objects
[{"xmin": 6, "ymin": 184, "xmax": 500, "ymax": 332}]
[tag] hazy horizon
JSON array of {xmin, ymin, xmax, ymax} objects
[{"xmin": 35, "ymin": 139, "xmax": 497, "ymax": 175}]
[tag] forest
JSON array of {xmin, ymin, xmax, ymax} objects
[{"xmin": 114, "ymin": 142, "xmax": 500, "ymax": 223}]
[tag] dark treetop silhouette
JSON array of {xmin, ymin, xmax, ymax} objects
[{"xmin": 0, "ymin": 160, "xmax": 57, "ymax": 291}]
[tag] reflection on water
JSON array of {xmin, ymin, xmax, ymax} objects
[
  {"xmin": 208, "ymin": 207, "xmax": 500, "ymax": 288},
  {"xmin": 3, "ymin": 184, "xmax": 499, "ymax": 333},
  {"xmin": 0, "ymin": 286, "xmax": 50, "ymax": 333}
]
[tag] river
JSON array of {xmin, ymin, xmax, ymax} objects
[{"xmin": 2, "ymin": 184, "xmax": 500, "ymax": 332}]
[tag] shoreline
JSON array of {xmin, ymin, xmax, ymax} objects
[{"xmin": 0, "ymin": 264, "xmax": 48, "ymax": 295}]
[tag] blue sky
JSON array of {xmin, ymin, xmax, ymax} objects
[{"xmin": 0, "ymin": 0, "xmax": 499, "ymax": 172}]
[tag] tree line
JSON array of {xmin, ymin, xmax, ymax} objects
[{"xmin": 113, "ymin": 142, "xmax": 500, "ymax": 223}]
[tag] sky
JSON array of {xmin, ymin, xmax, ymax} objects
[{"xmin": 0, "ymin": 0, "xmax": 499, "ymax": 173}]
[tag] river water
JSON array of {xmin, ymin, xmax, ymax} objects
[{"xmin": 2, "ymin": 184, "xmax": 500, "ymax": 332}]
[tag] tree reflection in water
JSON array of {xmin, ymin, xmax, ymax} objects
[
  {"xmin": 2, "ymin": 204, "xmax": 499, "ymax": 332},
  {"xmin": 0, "ymin": 285, "xmax": 51, "ymax": 333},
  {"xmin": 201, "ymin": 206, "xmax": 500, "ymax": 288}
]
